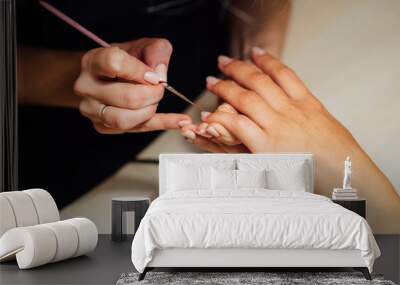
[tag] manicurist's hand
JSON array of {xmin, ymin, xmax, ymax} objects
[
  {"xmin": 183, "ymin": 48, "xmax": 400, "ymax": 233},
  {"xmin": 74, "ymin": 38, "xmax": 191, "ymax": 134}
]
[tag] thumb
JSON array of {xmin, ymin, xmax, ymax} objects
[{"xmin": 142, "ymin": 39, "xmax": 173, "ymax": 81}]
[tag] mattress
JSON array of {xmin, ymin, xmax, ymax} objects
[{"xmin": 131, "ymin": 190, "xmax": 380, "ymax": 273}]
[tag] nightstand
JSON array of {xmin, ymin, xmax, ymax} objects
[
  {"xmin": 111, "ymin": 197, "xmax": 150, "ymax": 242},
  {"xmin": 332, "ymin": 198, "xmax": 366, "ymax": 218}
]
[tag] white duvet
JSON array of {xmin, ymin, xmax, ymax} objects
[{"xmin": 131, "ymin": 190, "xmax": 380, "ymax": 273}]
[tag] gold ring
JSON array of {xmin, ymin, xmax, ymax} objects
[{"xmin": 99, "ymin": 104, "xmax": 108, "ymax": 120}]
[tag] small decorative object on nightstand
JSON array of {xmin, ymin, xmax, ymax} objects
[
  {"xmin": 112, "ymin": 197, "xmax": 150, "ymax": 242},
  {"xmin": 332, "ymin": 198, "xmax": 366, "ymax": 218},
  {"xmin": 332, "ymin": 156, "xmax": 359, "ymax": 200}
]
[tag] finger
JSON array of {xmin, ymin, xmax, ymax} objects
[
  {"xmin": 131, "ymin": 113, "xmax": 192, "ymax": 132},
  {"xmin": 196, "ymin": 122, "xmax": 212, "ymax": 138},
  {"xmin": 180, "ymin": 123, "xmax": 197, "ymax": 133},
  {"xmin": 79, "ymin": 97, "xmax": 103, "ymax": 123},
  {"xmin": 82, "ymin": 46, "xmax": 160, "ymax": 84},
  {"xmin": 92, "ymin": 123, "xmax": 124, "ymax": 135},
  {"xmin": 217, "ymin": 55, "xmax": 290, "ymax": 109},
  {"xmin": 141, "ymin": 39, "xmax": 173, "ymax": 81},
  {"xmin": 216, "ymin": 103, "xmax": 238, "ymax": 114},
  {"xmin": 191, "ymin": 136, "xmax": 248, "ymax": 153},
  {"xmin": 219, "ymin": 143, "xmax": 249, "ymax": 153},
  {"xmin": 207, "ymin": 122, "xmax": 241, "ymax": 146},
  {"xmin": 251, "ymin": 48, "xmax": 309, "ymax": 100},
  {"xmin": 122, "ymin": 38, "xmax": 173, "ymax": 81},
  {"xmin": 80, "ymin": 97, "xmax": 157, "ymax": 130},
  {"xmin": 206, "ymin": 76, "xmax": 276, "ymax": 129},
  {"xmin": 75, "ymin": 72, "xmax": 164, "ymax": 109},
  {"xmin": 205, "ymin": 111, "xmax": 270, "ymax": 152},
  {"xmin": 190, "ymin": 136, "xmax": 226, "ymax": 153}
]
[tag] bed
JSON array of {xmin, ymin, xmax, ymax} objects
[{"xmin": 131, "ymin": 153, "xmax": 380, "ymax": 280}]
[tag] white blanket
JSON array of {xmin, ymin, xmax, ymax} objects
[{"xmin": 131, "ymin": 190, "xmax": 380, "ymax": 272}]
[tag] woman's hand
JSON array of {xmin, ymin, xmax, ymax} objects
[
  {"xmin": 74, "ymin": 38, "xmax": 191, "ymax": 134},
  {"xmin": 187, "ymin": 48, "xmax": 361, "ymax": 159},
  {"xmin": 183, "ymin": 48, "xmax": 400, "ymax": 232}
]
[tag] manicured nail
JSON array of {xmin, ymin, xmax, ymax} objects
[
  {"xmin": 178, "ymin": 120, "xmax": 191, "ymax": 127},
  {"xmin": 206, "ymin": 76, "xmax": 220, "ymax": 86},
  {"xmin": 155, "ymin": 63, "xmax": 167, "ymax": 82},
  {"xmin": 198, "ymin": 123, "xmax": 208, "ymax": 134},
  {"xmin": 206, "ymin": 126, "xmax": 220, "ymax": 137},
  {"xmin": 252, "ymin": 46, "xmax": 266, "ymax": 56},
  {"xmin": 218, "ymin": 103, "xmax": 237, "ymax": 114},
  {"xmin": 218, "ymin": 55, "xmax": 233, "ymax": 66},
  {"xmin": 144, "ymin": 71, "xmax": 161, "ymax": 84},
  {"xmin": 201, "ymin": 111, "xmax": 211, "ymax": 121},
  {"xmin": 182, "ymin": 130, "xmax": 196, "ymax": 140}
]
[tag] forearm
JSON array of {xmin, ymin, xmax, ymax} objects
[
  {"xmin": 315, "ymin": 142, "xmax": 400, "ymax": 233},
  {"xmin": 230, "ymin": 0, "xmax": 291, "ymax": 58},
  {"xmin": 18, "ymin": 46, "xmax": 83, "ymax": 108}
]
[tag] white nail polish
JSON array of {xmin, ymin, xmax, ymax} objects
[
  {"xmin": 206, "ymin": 76, "xmax": 220, "ymax": 86},
  {"xmin": 207, "ymin": 126, "xmax": 220, "ymax": 137},
  {"xmin": 201, "ymin": 111, "xmax": 211, "ymax": 121},
  {"xmin": 155, "ymin": 63, "xmax": 167, "ymax": 82},
  {"xmin": 198, "ymin": 123, "xmax": 208, "ymax": 134},
  {"xmin": 182, "ymin": 130, "xmax": 196, "ymax": 140},
  {"xmin": 252, "ymin": 46, "xmax": 266, "ymax": 56},
  {"xmin": 144, "ymin": 71, "xmax": 161, "ymax": 84},
  {"xmin": 218, "ymin": 55, "xmax": 233, "ymax": 66}
]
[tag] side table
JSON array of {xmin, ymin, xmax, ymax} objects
[
  {"xmin": 332, "ymin": 198, "xmax": 366, "ymax": 218},
  {"xmin": 112, "ymin": 197, "xmax": 150, "ymax": 242}
]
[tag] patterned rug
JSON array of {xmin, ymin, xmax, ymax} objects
[{"xmin": 117, "ymin": 272, "xmax": 396, "ymax": 285}]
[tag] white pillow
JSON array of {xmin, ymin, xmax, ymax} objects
[
  {"xmin": 266, "ymin": 163, "xmax": 307, "ymax": 191},
  {"xmin": 236, "ymin": 169, "xmax": 267, "ymax": 189},
  {"xmin": 167, "ymin": 163, "xmax": 212, "ymax": 191},
  {"xmin": 212, "ymin": 168, "xmax": 237, "ymax": 190},
  {"xmin": 238, "ymin": 159, "xmax": 309, "ymax": 191}
]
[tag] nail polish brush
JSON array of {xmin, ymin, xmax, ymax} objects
[{"xmin": 39, "ymin": 1, "xmax": 201, "ymax": 110}]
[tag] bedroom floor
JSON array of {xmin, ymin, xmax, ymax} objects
[{"xmin": 1, "ymin": 235, "xmax": 398, "ymax": 285}]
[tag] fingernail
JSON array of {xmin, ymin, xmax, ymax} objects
[
  {"xmin": 182, "ymin": 130, "xmax": 196, "ymax": 140},
  {"xmin": 155, "ymin": 63, "xmax": 167, "ymax": 82},
  {"xmin": 218, "ymin": 103, "xmax": 236, "ymax": 114},
  {"xmin": 201, "ymin": 111, "xmax": 211, "ymax": 121},
  {"xmin": 178, "ymin": 120, "xmax": 191, "ymax": 127},
  {"xmin": 206, "ymin": 76, "xmax": 220, "ymax": 86},
  {"xmin": 144, "ymin": 71, "xmax": 161, "ymax": 84},
  {"xmin": 252, "ymin": 46, "xmax": 266, "ymax": 56},
  {"xmin": 206, "ymin": 126, "xmax": 220, "ymax": 137},
  {"xmin": 198, "ymin": 123, "xmax": 208, "ymax": 134},
  {"xmin": 218, "ymin": 55, "xmax": 233, "ymax": 67}
]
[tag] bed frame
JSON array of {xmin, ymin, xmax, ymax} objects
[{"xmin": 139, "ymin": 154, "xmax": 371, "ymax": 281}]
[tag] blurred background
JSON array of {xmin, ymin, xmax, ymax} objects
[{"xmin": 58, "ymin": 0, "xmax": 400, "ymax": 234}]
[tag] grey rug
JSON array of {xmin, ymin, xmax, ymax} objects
[{"xmin": 117, "ymin": 272, "xmax": 396, "ymax": 285}]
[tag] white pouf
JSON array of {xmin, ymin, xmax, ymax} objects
[
  {"xmin": 1, "ymin": 191, "xmax": 39, "ymax": 227},
  {"xmin": 23, "ymin": 189, "xmax": 60, "ymax": 224},
  {"xmin": 0, "ymin": 196, "xmax": 17, "ymax": 237},
  {"xmin": 0, "ymin": 218, "xmax": 98, "ymax": 269}
]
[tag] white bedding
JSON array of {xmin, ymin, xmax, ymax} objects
[{"xmin": 131, "ymin": 190, "xmax": 380, "ymax": 273}]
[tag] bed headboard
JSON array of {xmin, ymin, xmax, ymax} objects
[{"xmin": 159, "ymin": 153, "xmax": 314, "ymax": 195}]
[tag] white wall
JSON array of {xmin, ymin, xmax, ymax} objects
[{"xmin": 284, "ymin": 0, "xmax": 400, "ymax": 195}]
